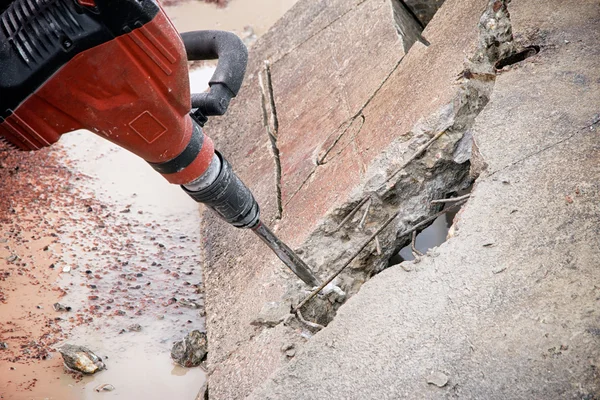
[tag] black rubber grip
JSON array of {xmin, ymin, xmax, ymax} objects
[{"xmin": 183, "ymin": 152, "xmax": 259, "ymax": 228}]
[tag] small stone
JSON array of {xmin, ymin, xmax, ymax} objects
[
  {"xmin": 6, "ymin": 255, "xmax": 17, "ymax": 263},
  {"xmin": 53, "ymin": 303, "xmax": 72, "ymax": 312},
  {"xmin": 285, "ymin": 349, "xmax": 296, "ymax": 358},
  {"xmin": 127, "ymin": 324, "xmax": 142, "ymax": 332},
  {"xmin": 0, "ymin": 342, "xmax": 8, "ymax": 350},
  {"xmin": 178, "ymin": 299, "xmax": 201, "ymax": 309},
  {"xmin": 171, "ymin": 330, "xmax": 207, "ymax": 368},
  {"xmin": 94, "ymin": 383, "xmax": 115, "ymax": 392},
  {"xmin": 59, "ymin": 344, "xmax": 105, "ymax": 374},
  {"xmin": 62, "ymin": 266, "xmax": 71, "ymax": 273},
  {"xmin": 281, "ymin": 343, "xmax": 294, "ymax": 352},
  {"xmin": 427, "ymin": 371, "xmax": 449, "ymax": 387}
]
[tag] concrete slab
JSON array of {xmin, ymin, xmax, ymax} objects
[
  {"xmin": 249, "ymin": 0, "xmax": 600, "ymax": 398},
  {"xmin": 198, "ymin": 0, "xmax": 492, "ymax": 398}
]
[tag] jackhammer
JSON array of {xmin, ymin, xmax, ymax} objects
[{"xmin": 0, "ymin": 0, "xmax": 320, "ymax": 287}]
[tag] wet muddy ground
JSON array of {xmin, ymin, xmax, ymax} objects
[{"xmin": 0, "ymin": 1, "xmax": 297, "ymax": 399}]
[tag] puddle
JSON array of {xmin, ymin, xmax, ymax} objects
[
  {"xmin": 389, "ymin": 189, "xmax": 472, "ymax": 265},
  {"xmin": 54, "ymin": 132, "xmax": 207, "ymax": 399},
  {"xmin": 390, "ymin": 208, "xmax": 459, "ymax": 263},
  {"xmin": 165, "ymin": 0, "xmax": 298, "ymax": 37}
]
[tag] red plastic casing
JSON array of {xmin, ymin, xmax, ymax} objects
[{"xmin": 0, "ymin": 7, "xmax": 214, "ymax": 185}]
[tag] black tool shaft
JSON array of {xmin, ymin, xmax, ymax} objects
[{"xmin": 252, "ymin": 221, "xmax": 320, "ymax": 287}]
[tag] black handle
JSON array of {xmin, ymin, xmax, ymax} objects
[
  {"xmin": 183, "ymin": 152, "xmax": 259, "ymax": 229},
  {"xmin": 181, "ymin": 30, "xmax": 248, "ymax": 117}
]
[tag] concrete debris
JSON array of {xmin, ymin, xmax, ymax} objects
[
  {"xmin": 251, "ymin": 302, "xmax": 291, "ymax": 328},
  {"xmin": 426, "ymin": 371, "xmax": 449, "ymax": 387},
  {"xmin": 59, "ymin": 344, "xmax": 106, "ymax": 375},
  {"xmin": 171, "ymin": 330, "xmax": 207, "ymax": 368}
]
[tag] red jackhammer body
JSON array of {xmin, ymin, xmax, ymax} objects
[{"xmin": 0, "ymin": 0, "xmax": 320, "ymax": 287}]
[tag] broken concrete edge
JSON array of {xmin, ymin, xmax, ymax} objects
[
  {"xmin": 197, "ymin": 0, "xmax": 548, "ymax": 396},
  {"xmin": 266, "ymin": 0, "xmax": 522, "ymax": 328},
  {"xmin": 202, "ymin": 0, "xmax": 529, "ymax": 333}
]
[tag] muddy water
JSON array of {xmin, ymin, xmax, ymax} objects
[
  {"xmin": 165, "ymin": 0, "xmax": 297, "ymax": 36},
  {"xmin": 391, "ymin": 209, "xmax": 459, "ymax": 263}
]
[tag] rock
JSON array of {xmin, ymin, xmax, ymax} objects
[
  {"xmin": 0, "ymin": 342, "xmax": 8, "ymax": 350},
  {"xmin": 178, "ymin": 298, "xmax": 201, "ymax": 309},
  {"xmin": 171, "ymin": 330, "xmax": 207, "ymax": 368},
  {"xmin": 285, "ymin": 348, "xmax": 296, "ymax": 358},
  {"xmin": 59, "ymin": 344, "xmax": 106, "ymax": 374},
  {"xmin": 251, "ymin": 302, "xmax": 291, "ymax": 328},
  {"xmin": 62, "ymin": 266, "xmax": 71, "ymax": 273},
  {"xmin": 426, "ymin": 371, "xmax": 449, "ymax": 387},
  {"xmin": 281, "ymin": 343, "xmax": 297, "ymax": 357},
  {"xmin": 94, "ymin": 383, "xmax": 115, "ymax": 392},
  {"xmin": 127, "ymin": 324, "xmax": 142, "ymax": 332},
  {"xmin": 53, "ymin": 303, "xmax": 71, "ymax": 312},
  {"xmin": 280, "ymin": 343, "xmax": 294, "ymax": 352}
]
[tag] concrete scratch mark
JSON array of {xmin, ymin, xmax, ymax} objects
[
  {"xmin": 271, "ymin": 0, "xmax": 369, "ymax": 65},
  {"xmin": 259, "ymin": 60, "xmax": 283, "ymax": 220},
  {"xmin": 491, "ymin": 128, "xmax": 584, "ymax": 176},
  {"xmin": 317, "ymin": 114, "xmax": 366, "ymax": 165}
]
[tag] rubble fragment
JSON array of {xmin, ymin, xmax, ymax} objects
[
  {"xmin": 171, "ymin": 330, "xmax": 207, "ymax": 368},
  {"xmin": 59, "ymin": 344, "xmax": 106, "ymax": 375}
]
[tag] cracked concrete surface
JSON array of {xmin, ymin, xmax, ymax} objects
[
  {"xmin": 198, "ymin": 0, "xmax": 515, "ymax": 397},
  {"xmin": 249, "ymin": 0, "xmax": 600, "ymax": 397}
]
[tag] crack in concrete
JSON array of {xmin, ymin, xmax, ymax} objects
[
  {"xmin": 317, "ymin": 115, "xmax": 366, "ymax": 165},
  {"xmin": 259, "ymin": 61, "xmax": 283, "ymax": 220},
  {"xmin": 278, "ymin": 0, "xmax": 518, "ymax": 328},
  {"xmin": 284, "ymin": 57, "xmax": 405, "ymax": 209},
  {"xmin": 491, "ymin": 126, "xmax": 587, "ymax": 177}
]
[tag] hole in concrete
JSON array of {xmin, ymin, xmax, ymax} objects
[
  {"xmin": 495, "ymin": 45, "xmax": 540, "ymax": 70},
  {"xmin": 388, "ymin": 186, "xmax": 472, "ymax": 266}
]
